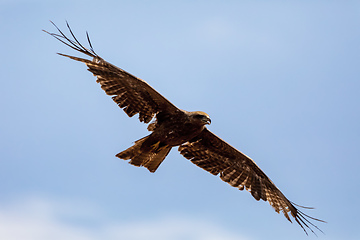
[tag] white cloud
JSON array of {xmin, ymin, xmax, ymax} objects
[{"xmin": 0, "ymin": 196, "xmax": 249, "ymax": 240}]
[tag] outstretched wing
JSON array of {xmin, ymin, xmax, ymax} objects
[
  {"xmin": 178, "ymin": 128, "xmax": 324, "ymax": 235},
  {"xmin": 44, "ymin": 22, "xmax": 179, "ymax": 124}
]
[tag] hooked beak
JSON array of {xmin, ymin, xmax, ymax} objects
[{"xmin": 204, "ymin": 117, "xmax": 211, "ymax": 125}]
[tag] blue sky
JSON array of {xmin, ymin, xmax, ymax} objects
[{"xmin": 1, "ymin": 1, "xmax": 360, "ymax": 239}]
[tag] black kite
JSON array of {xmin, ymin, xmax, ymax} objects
[{"xmin": 44, "ymin": 22, "xmax": 324, "ymax": 235}]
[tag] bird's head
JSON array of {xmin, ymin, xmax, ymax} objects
[{"xmin": 188, "ymin": 111, "xmax": 211, "ymax": 126}]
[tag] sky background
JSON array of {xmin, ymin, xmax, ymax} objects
[{"xmin": 1, "ymin": 1, "xmax": 360, "ymax": 239}]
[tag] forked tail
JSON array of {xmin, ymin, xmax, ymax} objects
[{"xmin": 116, "ymin": 136, "xmax": 171, "ymax": 172}]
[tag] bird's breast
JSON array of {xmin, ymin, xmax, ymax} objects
[{"xmin": 161, "ymin": 123, "xmax": 204, "ymax": 146}]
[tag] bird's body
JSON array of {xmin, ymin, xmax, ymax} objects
[
  {"xmin": 146, "ymin": 110, "xmax": 211, "ymax": 147},
  {"xmin": 118, "ymin": 110, "xmax": 211, "ymax": 172},
  {"xmin": 44, "ymin": 22, "xmax": 324, "ymax": 235}
]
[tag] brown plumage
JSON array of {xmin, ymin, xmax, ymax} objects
[{"xmin": 44, "ymin": 21, "xmax": 325, "ymax": 235}]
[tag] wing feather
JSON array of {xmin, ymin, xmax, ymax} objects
[
  {"xmin": 44, "ymin": 22, "xmax": 179, "ymax": 124},
  {"xmin": 178, "ymin": 128, "xmax": 324, "ymax": 235}
]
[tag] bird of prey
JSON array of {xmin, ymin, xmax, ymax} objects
[{"xmin": 44, "ymin": 22, "xmax": 324, "ymax": 235}]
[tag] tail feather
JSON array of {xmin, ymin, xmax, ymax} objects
[
  {"xmin": 116, "ymin": 136, "xmax": 172, "ymax": 172},
  {"xmin": 116, "ymin": 137, "xmax": 147, "ymax": 161},
  {"xmin": 142, "ymin": 147, "xmax": 171, "ymax": 172}
]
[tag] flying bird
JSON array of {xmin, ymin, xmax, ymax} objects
[{"xmin": 44, "ymin": 22, "xmax": 324, "ymax": 235}]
